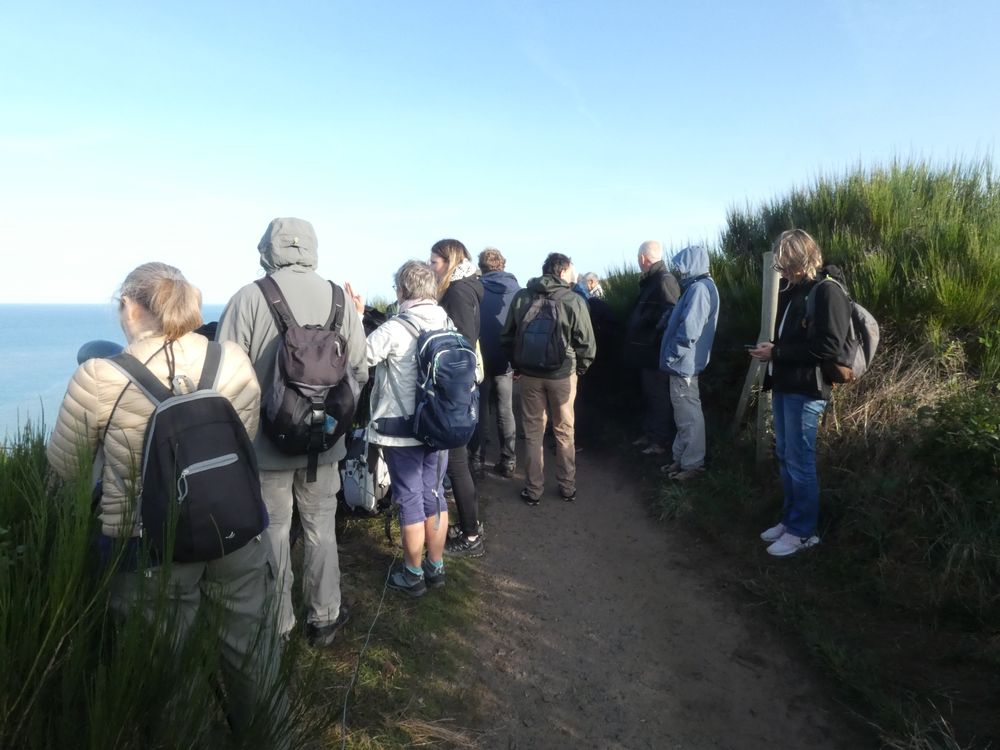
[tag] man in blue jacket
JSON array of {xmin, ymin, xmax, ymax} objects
[
  {"xmin": 471, "ymin": 247, "xmax": 521, "ymax": 478},
  {"xmin": 659, "ymin": 245, "xmax": 720, "ymax": 481}
]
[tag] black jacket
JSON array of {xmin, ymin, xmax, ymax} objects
[
  {"xmin": 624, "ymin": 261, "xmax": 681, "ymax": 369},
  {"xmin": 768, "ymin": 265, "xmax": 853, "ymax": 400},
  {"xmin": 440, "ymin": 275, "xmax": 484, "ymax": 344}
]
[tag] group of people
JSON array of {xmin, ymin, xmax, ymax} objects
[{"xmin": 44, "ymin": 217, "xmax": 849, "ymax": 736}]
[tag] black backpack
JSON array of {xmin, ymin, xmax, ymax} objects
[
  {"xmin": 107, "ymin": 342, "xmax": 268, "ymax": 563},
  {"xmin": 513, "ymin": 288, "xmax": 572, "ymax": 371},
  {"xmin": 255, "ymin": 276, "xmax": 360, "ymax": 481}
]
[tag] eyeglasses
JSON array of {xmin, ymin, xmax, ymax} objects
[{"xmin": 772, "ymin": 261, "xmax": 787, "ymax": 273}]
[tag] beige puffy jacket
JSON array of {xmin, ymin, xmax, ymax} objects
[{"xmin": 47, "ymin": 330, "xmax": 260, "ymax": 538}]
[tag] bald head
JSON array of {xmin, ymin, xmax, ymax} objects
[{"xmin": 639, "ymin": 241, "xmax": 663, "ymax": 261}]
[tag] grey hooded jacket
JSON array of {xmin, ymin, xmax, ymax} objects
[{"xmin": 216, "ymin": 217, "xmax": 368, "ymax": 470}]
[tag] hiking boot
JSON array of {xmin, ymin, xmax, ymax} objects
[
  {"xmin": 660, "ymin": 461, "xmax": 682, "ymax": 476},
  {"xmin": 445, "ymin": 533, "xmax": 485, "ymax": 558},
  {"xmin": 448, "ymin": 521, "xmax": 485, "ymax": 540},
  {"xmin": 494, "ymin": 460, "xmax": 516, "ymax": 478},
  {"xmin": 766, "ymin": 532, "xmax": 820, "ymax": 557},
  {"xmin": 422, "ymin": 558, "xmax": 446, "ymax": 589},
  {"xmin": 520, "ymin": 488, "xmax": 540, "ymax": 507},
  {"xmin": 760, "ymin": 523, "xmax": 786, "ymax": 542},
  {"xmin": 387, "ymin": 563, "xmax": 428, "ymax": 597},
  {"xmin": 670, "ymin": 467, "xmax": 704, "ymax": 482},
  {"xmin": 641, "ymin": 443, "xmax": 666, "ymax": 456},
  {"xmin": 632, "ymin": 435, "xmax": 651, "ymax": 449},
  {"xmin": 560, "ymin": 489, "xmax": 577, "ymax": 502},
  {"xmin": 305, "ymin": 605, "xmax": 350, "ymax": 647}
]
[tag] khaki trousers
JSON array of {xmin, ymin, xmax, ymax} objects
[
  {"xmin": 520, "ymin": 373, "xmax": 577, "ymax": 499},
  {"xmin": 259, "ymin": 463, "xmax": 342, "ymax": 635}
]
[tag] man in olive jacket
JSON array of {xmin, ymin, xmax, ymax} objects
[
  {"xmin": 501, "ymin": 252, "xmax": 596, "ymax": 505},
  {"xmin": 217, "ymin": 217, "xmax": 368, "ymax": 648},
  {"xmin": 624, "ymin": 240, "xmax": 681, "ymax": 455}
]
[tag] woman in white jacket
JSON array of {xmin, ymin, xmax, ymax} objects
[
  {"xmin": 348, "ymin": 261, "xmax": 451, "ymax": 597},
  {"xmin": 46, "ymin": 262, "xmax": 285, "ymax": 739}
]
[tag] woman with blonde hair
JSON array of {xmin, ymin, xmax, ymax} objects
[
  {"xmin": 428, "ymin": 239, "xmax": 485, "ymax": 557},
  {"xmin": 47, "ymin": 262, "xmax": 285, "ymax": 736},
  {"xmin": 749, "ymin": 230, "xmax": 852, "ymax": 557}
]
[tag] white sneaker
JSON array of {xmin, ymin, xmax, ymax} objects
[
  {"xmin": 760, "ymin": 523, "xmax": 786, "ymax": 542},
  {"xmin": 766, "ymin": 532, "xmax": 820, "ymax": 557},
  {"xmin": 632, "ymin": 436, "xmax": 651, "ymax": 448},
  {"xmin": 641, "ymin": 443, "xmax": 666, "ymax": 456}
]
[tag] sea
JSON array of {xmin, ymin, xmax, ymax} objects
[{"xmin": 0, "ymin": 304, "xmax": 224, "ymax": 441}]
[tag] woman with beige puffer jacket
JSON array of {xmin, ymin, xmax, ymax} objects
[{"xmin": 46, "ymin": 261, "xmax": 287, "ymax": 740}]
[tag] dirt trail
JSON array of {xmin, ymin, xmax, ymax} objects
[{"xmin": 457, "ymin": 441, "xmax": 870, "ymax": 749}]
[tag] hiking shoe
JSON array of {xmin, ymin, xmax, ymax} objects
[
  {"xmin": 387, "ymin": 564, "xmax": 428, "ymax": 597},
  {"xmin": 766, "ymin": 532, "xmax": 820, "ymax": 557},
  {"xmin": 448, "ymin": 521, "xmax": 485, "ymax": 540},
  {"xmin": 670, "ymin": 467, "xmax": 704, "ymax": 482},
  {"xmin": 520, "ymin": 488, "xmax": 540, "ymax": 507},
  {"xmin": 560, "ymin": 488, "xmax": 576, "ymax": 502},
  {"xmin": 632, "ymin": 436, "xmax": 651, "ymax": 449},
  {"xmin": 305, "ymin": 605, "xmax": 350, "ymax": 647},
  {"xmin": 641, "ymin": 443, "xmax": 666, "ymax": 456},
  {"xmin": 422, "ymin": 558, "xmax": 446, "ymax": 589},
  {"xmin": 760, "ymin": 523, "xmax": 786, "ymax": 542},
  {"xmin": 660, "ymin": 461, "xmax": 682, "ymax": 476},
  {"xmin": 494, "ymin": 460, "xmax": 516, "ymax": 478},
  {"xmin": 445, "ymin": 533, "xmax": 485, "ymax": 557}
]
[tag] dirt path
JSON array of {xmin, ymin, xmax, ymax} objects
[{"xmin": 456, "ymin": 441, "xmax": 871, "ymax": 749}]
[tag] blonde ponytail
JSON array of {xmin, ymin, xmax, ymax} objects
[{"xmin": 119, "ymin": 262, "xmax": 203, "ymax": 340}]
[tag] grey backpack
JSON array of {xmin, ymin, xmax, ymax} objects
[{"xmin": 807, "ymin": 277, "xmax": 880, "ymax": 383}]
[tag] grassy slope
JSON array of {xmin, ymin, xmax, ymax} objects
[{"xmin": 600, "ymin": 159, "xmax": 1000, "ymax": 748}]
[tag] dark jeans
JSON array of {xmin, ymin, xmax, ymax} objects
[
  {"xmin": 640, "ymin": 368, "xmax": 676, "ymax": 446},
  {"xmin": 469, "ymin": 373, "xmax": 516, "ymax": 466},
  {"xmin": 447, "ymin": 443, "xmax": 479, "ymax": 535}
]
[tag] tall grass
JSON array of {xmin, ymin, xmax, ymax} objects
[
  {"xmin": 0, "ymin": 424, "xmax": 310, "ymax": 749},
  {"xmin": 719, "ymin": 158, "xmax": 1000, "ymax": 378}
]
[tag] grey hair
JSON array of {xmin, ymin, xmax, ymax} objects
[
  {"xmin": 582, "ymin": 272, "xmax": 600, "ymax": 284},
  {"xmin": 394, "ymin": 260, "xmax": 438, "ymax": 302}
]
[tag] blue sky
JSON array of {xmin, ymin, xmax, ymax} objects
[{"xmin": 2, "ymin": 0, "xmax": 996, "ymax": 304}]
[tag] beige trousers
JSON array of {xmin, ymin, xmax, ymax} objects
[{"xmin": 520, "ymin": 373, "xmax": 577, "ymax": 499}]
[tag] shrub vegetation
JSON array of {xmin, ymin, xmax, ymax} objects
[{"xmin": 603, "ymin": 159, "xmax": 1000, "ymax": 747}]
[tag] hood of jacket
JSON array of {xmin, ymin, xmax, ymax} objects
[
  {"xmin": 526, "ymin": 274, "xmax": 572, "ymax": 296},
  {"xmin": 481, "ymin": 271, "xmax": 520, "ymax": 296},
  {"xmin": 819, "ymin": 264, "xmax": 847, "ymax": 287},
  {"xmin": 258, "ymin": 217, "xmax": 318, "ymax": 273},
  {"xmin": 671, "ymin": 245, "xmax": 711, "ymax": 287}
]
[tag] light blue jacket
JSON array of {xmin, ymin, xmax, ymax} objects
[{"xmin": 659, "ymin": 245, "xmax": 720, "ymax": 377}]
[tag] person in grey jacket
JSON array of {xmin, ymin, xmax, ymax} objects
[
  {"xmin": 349, "ymin": 260, "xmax": 453, "ymax": 596},
  {"xmin": 217, "ymin": 217, "xmax": 368, "ymax": 647},
  {"xmin": 658, "ymin": 244, "xmax": 720, "ymax": 481}
]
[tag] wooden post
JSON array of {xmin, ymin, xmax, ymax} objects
[{"xmin": 731, "ymin": 251, "xmax": 780, "ymax": 443}]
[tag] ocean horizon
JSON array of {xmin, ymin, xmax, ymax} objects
[{"xmin": 0, "ymin": 303, "xmax": 224, "ymax": 441}]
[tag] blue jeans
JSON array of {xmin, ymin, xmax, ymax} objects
[{"xmin": 772, "ymin": 392, "xmax": 827, "ymax": 538}]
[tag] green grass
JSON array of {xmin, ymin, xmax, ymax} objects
[
  {"xmin": 599, "ymin": 157, "xmax": 1000, "ymax": 747},
  {"xmin": 1, "ymin": 424, "xmax": 480, "ymax": 749}
]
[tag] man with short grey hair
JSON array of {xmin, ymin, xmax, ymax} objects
[
  {"xmin": 625, "ymin": 240, "xmax": 681, "ymax": 455},
  {"xmin": 217, "ymin": 217, "xmax": 368, "ymax": 647}
]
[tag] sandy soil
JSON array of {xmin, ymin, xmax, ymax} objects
[{"xmin": 456, "ymin": 439, "xmax": 872, "ymax": 750}]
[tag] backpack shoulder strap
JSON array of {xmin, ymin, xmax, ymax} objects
[
  {"xmin": 395, "ymin": 313, "xmax": 421, "ymax": 339},
  {"xmin": 254, "ymin": 276, "xmax": 298, "ymax": 334},
  {"xmin": 326, "ymin": 282, "xmax": 346, "ymax": 331},
  {"xmin": 198, "ymin": 341, "xmax": 222, "ymax": 390},
  {"xmin": 806, "ymin": 277, "xmax": 850, "ymax": 320},
  {"xmin": 107, "ymin": 353, "xmax": 172, "ymax": 405}
]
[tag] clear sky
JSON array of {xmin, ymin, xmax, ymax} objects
[{"xmin": 2, "ymin": 0, "xmax": 997, "ymax": 304}]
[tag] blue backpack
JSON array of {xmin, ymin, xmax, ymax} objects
[{"xmin": 374, "ymin": 315, "xmax": 479, "ymax": 450}]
